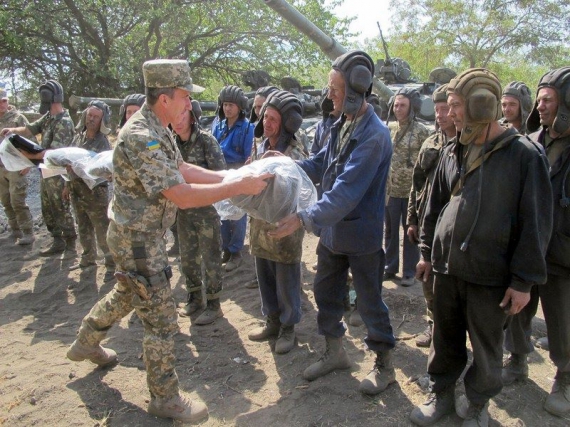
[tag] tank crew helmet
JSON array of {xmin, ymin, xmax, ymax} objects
[
  {"xmin": 447, "ymin": 68, "xmax": 502, "ymax": 145},
  {"xmin": 387, "ymin": 86, "xmax": 422, "ymax": 122},
  {"xmin": 254, "ymin": 90, "xmax": 304, "ymax": 146},
  {"xmin": 250, "ymin": 85, "xmax": 279, "ymax": 122},
  {"xmin": 331, "ymin": 50, "xmax": 374, "ymax": 116},
  {"xmin": 431, "ymin": 84, "xmax": 449, "ymax": 130},
  {"xmin": 526, "ymin": 67, "xmax": 570, "ymax": 135},
  {"xmin": 191, "ymin": 99, "xmax": 202, "ymax": 123},
  {"xmin": 119, "ymin": 93, "xmax": 145, "ymax": 127},
  {"xmin": 38, "ymin": 80, "xmax": 64, "ymax": 114},
  {"xmin": 366, "ymin": 93, "xmax": 383, "ymax": 119},
  {"xmin": 502, "ymin": 81, "xmax": 532, "ymax": 131},
  {"xmin": 76, "ymin": 99, "xmax": 112, "ymax": 135},
  {"xmin": 217, "ymin": 85, "xmax": 248, "ymax": 120}
]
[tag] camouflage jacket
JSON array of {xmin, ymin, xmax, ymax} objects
[
  {"xmin": 387, "ymin": 118, "xmax": 430, "ymax": 198},
  {"xmin": 250, "ymin": 137, "xmax": 307, "ymax": 263},
  {"xmin": 174, "ymin": 126, "xmax": 226, "ymax": 216},
  {"xmin": 0, "ymin": 106, "xmax": 31, "ymax": 168},
  {"xmin": 407, "ymin": 131, "xmax": 449, "ymax": 227},
  {"xmin": 109, "ymin": 103, "xmax": 185, "ymax": 234},
  {"xmin": 27, "ymin": 110, "xmax": 75, "ymax": 149}
]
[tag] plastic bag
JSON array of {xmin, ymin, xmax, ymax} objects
[
  {"xmin": 0, "ymin": 137, "xmax": 35, "ymax": 171},
  {"xmin": 44, "ymin": 147, "xmax": 95, "ymax": 168},
  {"xmin": 71, "ymin": 154, "xmax": 109, "ymax": 189},
  {"xmin": 213, "ymin": 199, "xmax": 246, "ymax": 221},
  {"xmin": 224, "ymin": 156, "xmax": 317, "ymax": 223},
  {"xmin": 85, "ymin": 150, "xmax": 114, "ymax": 181}
]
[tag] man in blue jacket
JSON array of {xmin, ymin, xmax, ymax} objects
[
  {"xmin": 269, "ymin": 50, "xmax": 395, "ymax": 396},
  {"xmin": 212, "ymin": 85, "xmax": 254, "ymax": 271}
]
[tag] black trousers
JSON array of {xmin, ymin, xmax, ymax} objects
[{"xmin": 428, "ymin": 274, "xmax": 508, "ymax": 405}]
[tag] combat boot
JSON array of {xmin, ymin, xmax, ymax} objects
[
  {"xmin": 544, "ymin": 373, "xmax": 570, "ymax": 417},
  {"xmin": 148, "ymin": 392, "xmax": 208, "ymax": 423},
  {"xmin": 461, "ymin": 400, "xmax": 489, "ymax": 427},
  {"xmin": 348, "ymin": 307, "xmax": 363, "ymax": 327},
  {"xmin": 359, "ymin": 349, "xmax": 396, "ymax": 395},
  {"xmin": 179, "ymin": 292, "xmax": 203, "ymax": 317},
  {"xmin": 62, "ymin": 236, "xmax": 77, "ymax": 259},
  {"xmin": 416, "ymin": 323, "xmax": 433, "ymax": 347},
  {"xmin": 225, "ymin": 251, "xmax": 242, "ymax": 272},
  {"xmin": 8, "ymin": 220, "xmax": 21, "ymax": 240},
  {"xmin": 275, "ymin": 324, "xmax": 295, "ymax": 354},
  {"xmin": 194, "ymin": 299, "xmax": 224, "ymax": 325},
  {"xmin": 67, "ymin": 340, "xmax": 117, "ymax": 367},
  {"xmin": 501, "ymin": 353, "xmax": 528, "ymax": 385},
  {"xmin": 409, "ymin": 387, "xmax": 455, "ymax": 426},
  {"xmin": 248, "ymin": 314, "xmax": 281, "ymax": 341},
  {"xmin": 303, "ymin": 336, "xmax": 351, "ymax": 381},
  {"xmin": 16, "ymin": 230, "xmax": 35, "ymax": 246},
  {"xmin": 536, "ymin": 336, "xmax": 550, "ymax": 351},
  {"xmin": 39, "ymin": 236, "xmax": 66, "ymax": 256}
]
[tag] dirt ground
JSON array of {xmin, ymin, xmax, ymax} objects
[{"xmin": 0, "ymin": 177, "xmax": 569, "ymax": 426}]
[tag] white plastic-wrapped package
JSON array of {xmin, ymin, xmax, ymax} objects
[
  {"xmin": 44, "ymin": 147, "xmax": 95, "ymax": 168},
  {"xmin": 0, "ymin": 137, "xmax": 35, "ymax": 171},
  {"xmin": 84, "ymin": 150, "xmax": 114, "ymax": 181},
  {"xmin": 213, "ymin": 198, "xmax": 246, "ymax": 221},
  {"xmin": 223, "ymin": 156, "xmax": 317, "ymax": 223},
  {"xmin": 71, "ymin": 153, "xmax": 110, "ymax": 189}
]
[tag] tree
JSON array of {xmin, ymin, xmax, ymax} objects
[{"xmin": 0, "ymin": 0, "xmax": 351, "ymax": 103}]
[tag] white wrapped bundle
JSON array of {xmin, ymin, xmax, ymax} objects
[
  {"xmin": 84, "ymin": 150, "xmax": 114, "ymax": 181},
  {"xmin": 44, "ymin": 147, "xmax": 95, "ymax": 168},
  {"xmin": 0, "ymin": 137, "xmax": 35, "ymax": 171}
]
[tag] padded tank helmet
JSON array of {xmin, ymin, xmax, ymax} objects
[
  {"xmin": 331, "ymin": 50, "xmax": 374, "ymax": 116},
  {"xmin": 526, "ymin": 67, "xmax": 570, "ymax": 135},
  {"xmin": 432, "ymin": 84, "xmax": 449, "ymax": 103},
  {"xmin": 502, "ymin": 81, "xmax": 532, "ymax": 132},
  {"xmin": 38, "ymin": 80, "xmax": 64, "ymax": 114},
  {"xmin": 387, "ymin": 86, "xmax": 422, "ymax": 122},
  {"xmin": 254, "ymin": 90, "xmax": 304, "ymax": 144},
  {"xmin": 447, "ymin": 68, "xmax": 502, "ymax": 145},
  {"xmin": 76, "ymin": 99, "xmax": 112, "ymax": 135},
  {"xmin": 217, "ymin": 85, "xmax": 248, "ymax": 120},
  {"xmin": 119, "ymin": 93, "xmax": 145, "ymax": 127},
  {"xmin": 250, "ymin": 86, "xmax": 279, "ymax": 122}
]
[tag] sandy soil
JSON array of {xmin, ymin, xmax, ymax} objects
[{"xmin": 0, "ymin": 175, "xmax": 568, "ymax": 426}]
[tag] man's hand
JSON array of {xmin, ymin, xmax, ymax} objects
[
  {"xmin": 407, "ymin": 224, "xmax": 419, "ymax": 244},
  {"xmin": 0, "ymin": 128, "xmax": 14, "ymax": 137},
  {"xmin": 500, "ymin": 288, "xmax": 530, "ymax": 315},
  {"xmin": 19, "ymin": 167, "xmax": 31, "ymax": 176},
  {"xmin": 62, "ymin": 185, "xmax": 70, "ymax": 201},
  {"xmin": 267, "ymin": 213, "xmax": 301, "ymax": 239},
  {"xmin": 416, "ymin": 260, "xmax": 432, "ymax": 282},
  {"xmin": 237, "ymin": 172, "xmax": 273, "ymax": 195}
]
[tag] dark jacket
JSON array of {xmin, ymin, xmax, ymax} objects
[
  {"xmin": 420, "ymin": 127, "xmax": 553, "ymax": 292},
  {"xmin": 530, "ymin": 129, "xmax": 570, "ymax": 278},
  {"xmin": 298, "ymin": 104, "xmax": 393, "ymax": 255}
]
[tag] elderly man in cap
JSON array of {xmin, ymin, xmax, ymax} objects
[
  {"xmin": 0, "ymin": 88, "xmax": 35, "ymax": 245},
  {"xmin": 65, "ymin": 59, "xmax": 271, "ymax": 424},
  {"xmin": 1, "ymin": 80, "xmax": 77, "ymax": 256},
  {"xmin": 64, "ymin": 100, "xmax": 115, "ymax": 281},
  {"xmin": 410, "ymin": 69, "xmax": 552, "ymax": 427}
]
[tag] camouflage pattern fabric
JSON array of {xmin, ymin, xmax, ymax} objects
[
  {"xmin": 174, "ymin": 128, "xmax": 226, "ymax": 299},
  {"xmin": 68, "ymin": 132, "xmax": 113, "ymax": 266},
  {"xmin": 142, "ymin": 59, "xmax": 204, "ymax": 93},
  {"xmin": 249, "ymin": 139, "xmax": 307, "ymax": 263},
  {"xmin": 387, "ymin": 118, "xmax": 430, "ymax": 198},
  {"xmin": 407, "ymin": 131, "xmax": 448, "ymax": 227},
  {"xmin": 75, "ymin": 102, "xmax": 185, "ymax": 399},
  {"xmin": 28, "ymin": 110, "xmax": 76, "ymax": 238},
  {"xmin": 0, "ymin": 107, "xmax": 33, "ymax": 232}
]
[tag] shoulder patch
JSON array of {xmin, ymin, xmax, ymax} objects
[{"xmin": 147, "ymin": 140, "xmax": 160, "ymax": 151}]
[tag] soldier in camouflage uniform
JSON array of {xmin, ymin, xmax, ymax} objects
[
  {"xmin": 0, "ymin": 88, "xmax": 35, "ymax": 245},
  {"xmin": 171, "ymin": 101, "xmax": 226, "ymax": 325},
  {"xmin": 65, "ymin": 60, "xmax": 271, "ymax": 424},
  {"xmin": 406, "ymin": 85, "xmax": 455, "ymax": 347},
  {"xmin": 247, "ymin": 90, "xmax": 307, "ymax": 355},
  {"xmin": 2, "ymin": 80, "xmax": 77, "ymax": 256},
  {"xmin": 65, "ymin": 100, "xmax": 115, "ymax": 281},
  {"xmin": 385, "ymin": 87, "xmax": 430, "ymax": 286}
]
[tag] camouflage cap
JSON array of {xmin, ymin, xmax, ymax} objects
[
  {"xmin": 0, "ymin": 88, "xmax": 8, "ymax": 99},
  {"xmin": 142, "ymin": 59, "xmax": 205, "ymax": 93}
]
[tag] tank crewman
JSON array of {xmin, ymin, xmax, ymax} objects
[
  {"xmin": 0, "ymin": 88, "xmax": 35, "ymax": 245},
  {"xmin": 117, "ymin": 93, "xmax": 146, "ymax": 134},
  {"xmin": 1, "ymin": 80, "xmax": 77, "ymax": 257},
  {"xmin": 171, "ymin": 100, "xmax": 226, "ymax": 325},
  {"xmin": 65, "ymin": 100, "xmax": 115, "ymax": 282},
  {"xmin": 269, "ymin": 50, "xmax": 396, "ymax": 396},
  {"xmin": 65, "ymin": 59, "xmax": 271, "ymax": 424},
  {"xmin": 500, "ymin": 81, "xmax": 532, "ymax": 134},
  {"xmin": 247, "ymin": 90, "xmax": 307, "ymax": 355},
  {"xmin": 385, "ymin": 87, "xmax": 430, "ymax": 286},
  {"xmin": 212, "ymin": 85, "xmax": 255, "ymax": 272},
  {"xmin": 406, "ymin": 84, "xmax": 455, "ymax": 348}
]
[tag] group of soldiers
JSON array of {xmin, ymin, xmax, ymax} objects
[{"xmin": 0, "ymin": 56, "xmax": 569, "ymax": 426}]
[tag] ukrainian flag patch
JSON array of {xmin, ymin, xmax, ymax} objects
[{"xmin": 147, "ymin": 140, "xmax": 160, "ymax": 151}]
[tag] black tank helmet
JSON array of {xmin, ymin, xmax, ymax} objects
[
  {"xmin": 254, "ymin": 90, "xmax": 303, "ymax": 147},
  {"xmin": 331, "ymin": 50, "xmax": 374, "ymax": 116},
  {"xmin": 526, "ymin": 67, "xmax": 570, "ymax": 135},
  {"xmin": 38, "ymin": 80, "xmax": 64, "ymax": 114},
  {"xmin": 387, "ymin": 86, "xmax": 422, "ymax": 123},
  {"xmin": 217, "ymin": 85, "xmax": 248, "ymax": 120},
  {"xmin": 250, "ymin": 86, "xmax": 279, "ymax": 123},
  {"xmin": 119, "ymin": 93, "xmax": 145, "ymax": 127},
  {"xmin": 502, "ymin": 81, "xmax": 532, "ymax": 132}
]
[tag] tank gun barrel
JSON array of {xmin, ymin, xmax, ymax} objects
[{"xmin": 264, "ymin": 0, "xmax": 393, "ymax": 101}]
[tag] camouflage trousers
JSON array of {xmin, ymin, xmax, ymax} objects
[
  {"xmin": 69, "ymin": 179, "xmax": 114, "ymax": 267},
  {"xmin": 0, "ymin": 166, "xmax": 33, "ymax": 232},
  {"xmin": 41, "ymin": 175, "xmax": 76, "ymax": 238},
  {"xmin": 177, "ymin": 207, "xmax": 222, "ymax": 300},
  {"xmin": 75, "ymin": 221, "xmax": 179, "ymax": 399}
]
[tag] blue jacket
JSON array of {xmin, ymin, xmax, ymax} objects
[
  {"xmin": 212, "ymin": 117, "xmax": 254, "ymax": 166},
  {"xmin": 298, "ymin": 104, "xmax": 393, "ymax": 255}
]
